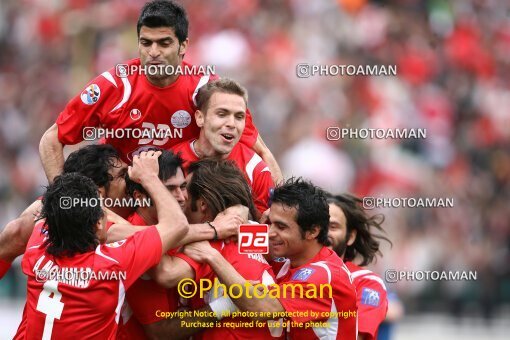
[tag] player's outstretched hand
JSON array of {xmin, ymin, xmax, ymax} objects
[
  {"xmin": 184, "ymin": 241, "xmax": 217, "ymax": 263},
  {"xmin": 128, "ymin": 150, "xmax": 162, "ymax": 184}
]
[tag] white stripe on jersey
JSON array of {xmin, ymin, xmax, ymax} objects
[
  {"xmin": 192, "ymin": 75, "xmax": 210, "ymax": 106},
  {"xmin": 313, "ymin": 298, "xmax": 340, "ymax": 339},
  {"xmin": 110, "ymin": 76, "xmax": 132, "ymax": 113},
  {"xmin": 351, "ymin": 269, "xmax": 372, "ymax": 279},
  {"xmin": 360, "ymin": 274, "xmax": 387, "ymax": 291},
  {"xmin": 101, "ymin": 71, "xmax": 117, "ymax": 88},
  {"xmin": 245, "ymin": 153, "xmax": 263, "ymax": 184},
  {"xmin": 275, "ymin": 260, "xmax": 291, "ymax": 280},
  {"xmin": 95, "ymin": 245, "xmax": 119, "ymax": 264},
  {"xmin": 115, "ymin": 280, "xmax": 126, "ymax": 324}
]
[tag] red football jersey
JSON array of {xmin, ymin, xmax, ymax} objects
[
  {"xmin": 345, "ymin": 262, "xmax": 387, "ymax": 340},
  {"xmin": 15, "ymin": 220, "xmax": 162, "ymax": 340},
  {"xmin": 172, "ymin": 139, "xmax": 274, "ymax": 214},
  {"xmin": 176, "ymin": 241, "xmax": 279, "ymax": 340},
  {"xmin": 56, "ymin": 58, "xmax": 259, "ymax": 163},
  {"xmin": 274, "ymin": 247, "xmax": 358, "ymax": 340},
  {"xmin": 116, "ymin": 212, "xmax": 179, "ymax": 340}
]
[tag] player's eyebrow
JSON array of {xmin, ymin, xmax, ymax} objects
[{"xmin": 139, "ymin": 36, "xmax": 173, "ymax": 43}]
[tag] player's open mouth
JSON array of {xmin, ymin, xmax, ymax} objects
[{"xmin": 221, "ymin": 133, "xmax": 235, "ymax": 142}]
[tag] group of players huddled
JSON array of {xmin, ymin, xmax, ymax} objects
[{"xmin": 0, "ymin": 1, "xmax": 391, "ymax": 339}]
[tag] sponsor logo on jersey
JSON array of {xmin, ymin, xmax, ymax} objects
[
  {"xmin": 239, "ymin": 224, "xmax": 269, "ymax": 254},
  {"xmin": 292, "ymin": 268, "xmax": 315, "ymax": 281},
  {"xmin": 171, "ymin": 110, "xmax": 192, "ymax": 128},
  {"xmin": 361, "ymin": 287, "xmax": 380, "ymax": 307},
  {"xmin": 81, "ymin": 84, "xmax": 100, "ymax": 105},
  {"xmin": 130, "ymin": 108, "xmax": 142, "ymax": 120}
]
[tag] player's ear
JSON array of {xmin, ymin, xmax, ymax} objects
[
  {"xmin": 132, "ymin": 190, "xmax": 150, "ymax": 206},
  {"xmin": 195, "ymin": 109, "xmax": 205, "ymax": 128},
  {"xmin": 97, "ymin": 186, "xmax": 106, "ymax": 198},
  {"xmin": 178, "ymin": 38, "xmax": 189, "ymax": 57},
  {"xmin": 305, "ymin": 225, "xmax": 320, "ymax": 240},
  {"xmin": 347, "ymin": 229, "xmax": 357, "ymax": 246},
  {"xmin": 95, "ymin": 213, "xmax": 107, "ymax": 243}
]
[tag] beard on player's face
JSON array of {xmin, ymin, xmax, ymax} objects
[{"xmin": 329, "ymin": 233, "xmax": 349, "ymax": 259}]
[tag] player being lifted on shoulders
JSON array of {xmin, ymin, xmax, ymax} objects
[
  {"xmin": 171, "ymin": 78, "xmax": 274, "ymax": 216},
  {"xmin": 39, "ymin": 0, "xmax": 282, "ymax": 185},
  {"xmin": 327, "ymin": 193, "xmax": 391, "ymax": 340}
]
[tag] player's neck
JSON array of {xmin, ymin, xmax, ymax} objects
[
  {"xmin": 145, "ymin": 74, "xmax": 179, "ymax": 88},
  {"xmin": 193, "ymin": 138, "xmax": 230, "ymax": 160},
  {"xmin": 289, "ymin": 243, "xmax": 323, "ymax": 268},
  {"xmin": 136, "ymin": 208, "xmax": 158, "ymax": 226}
]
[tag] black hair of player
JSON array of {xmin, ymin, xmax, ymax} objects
[
  {"xmin": 137, "ymin": 0, "xmax": 189, "ymax": 43},
  {"xmin": 327, "ymin": 194, "xmax": 391, "ymax": 266},
  {"xmin": 125, "ymin": 149, "xmax": 183, "ymax": 198},
  {"xmin": 38, "ymin": 173, "xmax": 103, "ymax": 258},
  {"xmin": 271, "ymin": 177, "xmax": 330, "ymax": 245},
  {"xmin": 63, "ymin": 144, "xmax": 122, "ymax": 190},
  {"xmin": 187, "ymin": 159, "xmax": 258, "ymax": 220}
]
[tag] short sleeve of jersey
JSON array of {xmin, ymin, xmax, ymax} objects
[
  {"xmin": 252, "ymin": 164, "xmax": 274, "ymax": 214},
  {"xmin": 173, "ymin": 253, "xmax": 212, "ymax": 280},
  {"xmin": 99, "ymin": 226, "xmax": 162, "ymax": 288},
  {"xmin": 277, "ymin": 267, "xmax": 333, "ymax": 323},
  {"xmin": 56, "ymin": 72, "xmax": 122, "ymax": 145},
  {"xmin": 356, "ymin": 277, "xmax": 388, "ymax": 338},
  {"xmin": 240, "ymin": 108, "xmax": 258, "ymax": 148}
]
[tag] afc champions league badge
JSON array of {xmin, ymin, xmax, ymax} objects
[
  {"xmin": 171, "ymin": 110, "xmax": 192, "ymax": 128},
  {"xmin": 80, "ymin": 84, "xmax": 101, "ymax": 105}
]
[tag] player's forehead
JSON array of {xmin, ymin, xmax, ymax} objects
[
  {"xmin": 329, "ymin": 203, "xmax": 346, "ymax": 228},
  {"xmin": 163, "ymin": 167, "xmax": 185, "ymax": 186},
  {"xmin": 139, "ymin": 26, "xmax": 178, "ymax": 41},
  {"xmin": 269, "ymin": 202, "xmax": 298, "ymax": 226},
  {"xmin": 206, "ymin": 92, "xmax": 246, "ymax": 114}
]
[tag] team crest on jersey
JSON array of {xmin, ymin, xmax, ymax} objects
[
  {"xmin": 292, "ymin": 268, "xmax": 315, "ymax": 281},
  {"xmin": 361, "ymin": 287, "xmax": 380, "ymax": 307},
  {"xmin": 130, "ymin": 108, "xmax": 142, "ymax": 120},
  {"xmin": 171, "ymin": 110, "xmax": 191, "ymax": 128},
  {"xmin": 105, "ymin": 240, "xmax": 126, "ymax": 248},
  {"xmin": 80, "ymin": 84, "xmax": 101, "ymax": 105}
]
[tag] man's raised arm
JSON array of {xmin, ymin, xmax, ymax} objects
[{"xmin": 39, "ymin": 123, "xmax": 65, "ymax": 183}]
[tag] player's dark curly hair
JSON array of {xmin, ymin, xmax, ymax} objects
[
  {"xmin": 63, "ymin": 144, "xmax": 121, "ymax": 190},
  {"xmin": 271, "ymin": 177, "xmax": 330, "ymax": 245},
  {"xmin": 188, "ymin": 159, "xmax": 258, "ymax": 220},
  {"xmin": 137, "ymin": 0, "xmax": 189, "ymax": 43},
  {"xmin": 126, "ymin": 149, "xmax": 183, "ymax": 198},
  {"xmin": 39, "ymin": 173, "xmax": 103, "ymax": 258},
  {"xmin": 327, "ymin": 194, "xmax": 391, "ymax": 266}
]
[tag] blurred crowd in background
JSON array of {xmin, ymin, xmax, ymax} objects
[{"xmin": 0, "ymin": 0, "xmax": 509, "ymax": 322}]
